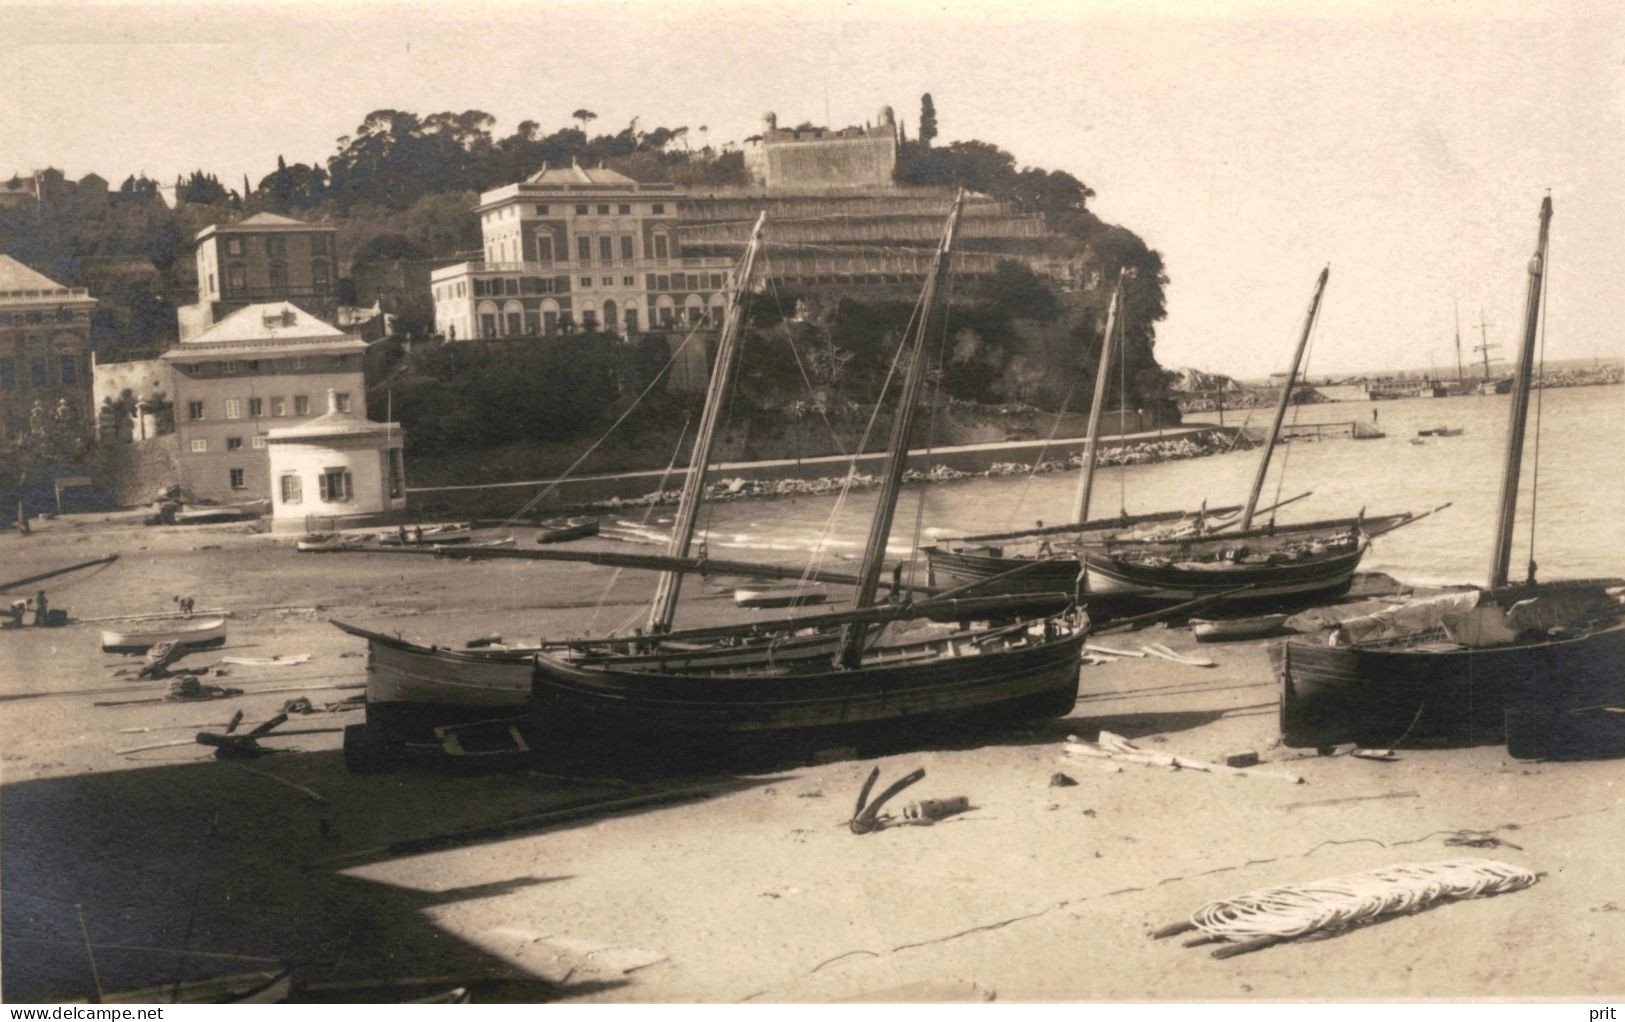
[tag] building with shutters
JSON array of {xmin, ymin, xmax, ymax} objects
[
  {"xmin": 159, "ymin": 302, "xmax": 368, "ymax": 502},
  {"xmin": 429, "ymin": 161, "xmax": 735, "ymax": 342}
]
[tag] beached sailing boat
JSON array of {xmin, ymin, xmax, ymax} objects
[
  {"xmin": 920, "ymin": 273, "xmax": 1233, "ymax": 602},
  {"xmin": 333, "ymin": 213, "xmax": 776, "ymax": 739},
  {"xmin": 926, "ymin": 267, "xmax": 1421, "ymax": 611},
  {"xmin": 525, "ymin": 193, "xmax": 1090, "ymax": 742},
  {"xmin": 1271, "ymin": 197, "xmax": 1625, "ymax": 749},
  {"xmin": 336, "ymin": 203, "xmax": 1085, "ymax": 749}
]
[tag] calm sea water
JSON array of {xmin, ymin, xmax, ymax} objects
[{"xmin": 685, "ymin": 385, "xmax": 1625, "ymax": 588}]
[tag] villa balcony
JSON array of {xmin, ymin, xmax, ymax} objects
[{"xmin": 432, "ymin": 255, "xmax": 734, "ymax": 280}]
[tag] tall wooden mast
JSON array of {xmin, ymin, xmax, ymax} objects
[
  {"xmin": 837, "ymin": 192, "xmax": 964, "ymax": 667},
  {"xmin": 1071, "ymin": 272, "xmax": 1124, "ymax": 525},
  {"xmin": 1488, "ymin": 195, "xmax": 1552, "ymax": 589},
  {"xmin": 1241, "ymin": 265, "xmax": 1329, "ymax": 530},
  {"xmin": 646, "ymin": 212, "xmax": 767, "ymax": 633}
]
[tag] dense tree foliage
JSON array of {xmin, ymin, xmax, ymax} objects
[
  {"xmin": 4, "ymin": 101, "xmax": 1174, "ymax": 458},
  {"xmin": 369, "ymin": 333, "xmax": 627, "ymax": 455}
]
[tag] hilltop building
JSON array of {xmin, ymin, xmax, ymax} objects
[
  {"xmin": 430, "ymin": 161, "xmax": 735, "ymax": 341},
  {"xmin": 743, "ymin": 108, "xmax": 900, "ymax": 191},
  {"xmin": 159, "ymin": 302, "xmax": 369, "ymax": 502},
  {"xmin": 0, "ymin": 254, "xmax": 96, "ymax": 443},
  {"xmin": 177, "ymin": 212, "xmax": 340, "ymax": 340},
  {"xmin": 0, "ymin": 169, "xmax": 110, "ymax": 211}
]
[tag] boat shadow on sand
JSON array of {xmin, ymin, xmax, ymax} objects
[{"xmin": 0, "ymin": 747, "xmax": 787, "ymax": 1003}]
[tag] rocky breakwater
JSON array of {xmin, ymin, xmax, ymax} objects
[{"xmin": 593, "ymin": 431, "xmax": 1250, "ymax": 512}]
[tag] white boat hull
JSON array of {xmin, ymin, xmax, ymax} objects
[{"xmin": 101, "ymin": 617, "xmax": 228, "ymax": 653}]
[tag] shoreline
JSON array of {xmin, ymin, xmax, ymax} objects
[{"xmin": 411, "ymin": 427, "xmax": 1253, "ymax": 518}]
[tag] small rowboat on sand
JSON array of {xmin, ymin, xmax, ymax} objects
[
  {"xmin": 379, "ymin": 523, "xmax": 472, "ymax": 545},
  {"xmin": 455, "ymin": 535, "xmax": 516, "ymax": 550},
  {"xmin": 296, "ymin": 533, "xmax": 362, "ymax": 552},
  {"xmin": 537, "ymin": 516, "xmax": 600, "ymax": 544},
  {"xmin": 101, "ymin": 616, "xmax": 228, "ymax": 653},
  {"xmin": 734, "ymin": 584, "xmax": 829, "ymax": 609},
  {"xmin": 1190, "ymin": 612, "xmax": 1291, "ymax": 643}
]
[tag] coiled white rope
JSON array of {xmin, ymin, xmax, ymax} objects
[{"xmin": 1189, "ymin": 859, "xmax": 1537, "ymax": 943}]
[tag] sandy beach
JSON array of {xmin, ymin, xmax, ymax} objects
[{"xmin": 2, "ymin": 510, "xmax": 1621, "ymax": 1003}]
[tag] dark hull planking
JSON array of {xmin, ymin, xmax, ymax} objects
[
  {"xmin": 1272, "ymin": 611, "xmax": 1625, "ymax": 748},
  {"xmin": 532, "ymin": 620, "xmax": 1088, "ymax": 741}
]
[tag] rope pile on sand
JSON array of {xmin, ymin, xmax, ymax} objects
[{"xmin": 1157, "ymin": 858, "xmax": 1537, "ymax": 958}]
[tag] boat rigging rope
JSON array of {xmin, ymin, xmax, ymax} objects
[
  {"xmin": 1000, "ymin": 351, "xmax": 1089, "ymax": 534},
  {"xmin": 784, "ymin": 279, "xmax": 932, "ymax": 618},
  {"xmin": 1527, "ymin": 231, "xmax": 1550, "ymax": 585},
  {"xmin": 583, "ymin": 415, "xmax": 690, "ymax": 637},
  {"xmin": 762, "ymin": 273, "xmax": 848, "ymax": 456},
  {"xmin": 497, "ymin": 319, "xmax": 709, "ymax": 527},
  {"xmin": 1184, "ymin": 858, "xmax": 1536, "ymax": 945}
]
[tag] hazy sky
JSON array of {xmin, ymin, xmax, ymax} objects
[{"xmin": 4, "ymin": 0, "xmax": 1621, "ymax": 377}]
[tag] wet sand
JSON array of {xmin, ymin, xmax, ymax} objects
[{"xmin": 2, "ymin": 510, "xmax": 1620, "ymax": 1003}]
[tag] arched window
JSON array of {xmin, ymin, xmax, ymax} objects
[
  {"xmin": 477, "ymin": 300, "xmax": 500, "ymax": 338},
  {"xmin": 708, "ymin": 293, "xmax": 727, "ymax": 328},
  {"xmin": 541, "ymin": 298, "xmax": 561, "ymax": 335},
  {"xmin": 602, "ymin": 299, "xmax": 618, "ymax": 334},
  {"xmin": 655, "ymin": 294, "xmax": 676, "ymax": 327},
  {"xmin": 684, "ymin": 294, "xmax": 704, "ymax": 325},
  {"xmin": 503, "ymin": 300, "xmax": 524, "ymax": 336}
]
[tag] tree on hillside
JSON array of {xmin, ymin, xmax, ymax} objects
[
  {"xmin": 918, "ymin": 93, "xmax": 938, "ymax": 146},
  {"xmin": 177, "ymin": 170, "xmax": 230, "ymax": 205}
]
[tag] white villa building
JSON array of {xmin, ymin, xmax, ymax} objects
[
  {"xmin": 265, "ymin": 388, "xmax": 405, "ymax": 532},
  {"xmin": 429, "ymin": 161, "xmax": 735, "ymax": 341}
]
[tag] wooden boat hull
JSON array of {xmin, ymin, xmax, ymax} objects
[
  {"xmin": 537, "ymin": 517, "xmax": 600, "ymax": 544},
  {"xmin": 174, "ymin": 508, "xmax": 252, "ymax": 525},
  {"xmin": 924, "ymin": 546, "xmax": 1084, "ymax": 599},
  {"xmin": 734, "ymin": 585, "xmax": 828, "ymax": 609},
  {"xmin": 1272, "ymin": 589, "xmax": 1625, "ymax": 748},
  {"xmin": 379, "ymin": 524, "xmax": 472, "ymax": 545},
  {"xmin": 531, "ymin": 619, "xmax": 1088, "ymax": 741},
  {"xmin": 1082, "ymin": 541, "xmax": 1365, "ymax": 606},
  {"xmin": 101, "ymin": 617, "xmax": 227, "ymax": 653},
  {"xmin": 296, "ymin": 537, "xmax": 361, "ymax": 552},
  {"xmin": 1191, "ymin": 613, "xmax": 1291, "ymax": 642},
  {"xmin": 336, "ymin": 622, "xmax": 844, "ymax": 739},
  {"xmin": 333, "ymin": 623, "xmax": 535, "ymax": 737},
  {"xmin": 925, "ymin": 514, "xmax": 1406, "ymax": 611}
]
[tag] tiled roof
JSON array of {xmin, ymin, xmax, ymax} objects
[
  {"xmin": 160, "ymin": 302, "xmax": 365, "ymax": 359},
  {"xmin": 524, "ymin": 162, "xmax": 637, "ymax": 187},
  {"xmin": 199, "ymin": 211, "xmax": 335, "ymax": 237},
  {"xmin": 239, "ymin": 212, "xmax": 308, "ymax": 227}
]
